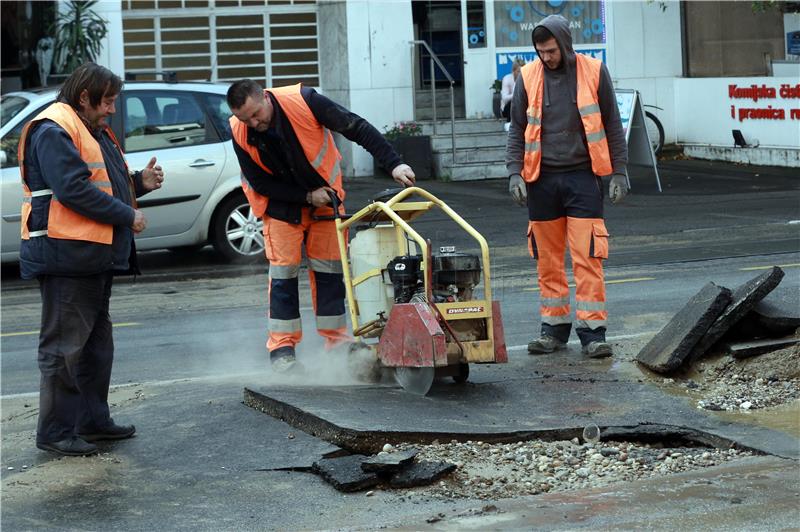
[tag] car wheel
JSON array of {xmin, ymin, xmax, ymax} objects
[{"xmin": 211, "ymin": 194, "xmax": 265, "ymax": 263}]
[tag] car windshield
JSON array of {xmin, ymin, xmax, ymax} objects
[{"xmin": 1, "ymin": 96, "xmax": 30, "ymax": 128}]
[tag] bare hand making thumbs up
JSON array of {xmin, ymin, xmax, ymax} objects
[{"xmin": 140, "ymin": 157, "xmax": 165, "ymax": 192}]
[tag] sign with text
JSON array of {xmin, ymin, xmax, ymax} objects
[
  {"xmin": 493, "ymin": 0, "xmax": 606, "ymax": 48},
  {"xmin": 728, "ymin": 83, "xmax": 800, "ymax": 122}
]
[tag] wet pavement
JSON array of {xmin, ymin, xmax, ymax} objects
[
  {"xmin": 243, "ymin": 344, "xmax": 799, "ymax": 460},
  {"xmin": 385, "ymin": 455, "xmax": 800, "ymax": 531},
  {"xmin": 2, "ymin": 158, "xmax": 798, "ymax": 530}
]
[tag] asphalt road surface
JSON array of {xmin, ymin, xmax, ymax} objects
[
  {"xmin": 2, "ymin": 159, "xmax": 798, "ymax": 395},
  {"xmin": 1, "ymin": 159, "xmax": 798, "ymax": 530}
]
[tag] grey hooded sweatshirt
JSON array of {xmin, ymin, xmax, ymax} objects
[{"xmin": 505, "ymin": 15, "xmax": 627, "ymax": 177}]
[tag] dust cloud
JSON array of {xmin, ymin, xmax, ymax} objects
[{"xmin": 261, "ymin": 341, "xmax": 387, "ymax": 387}]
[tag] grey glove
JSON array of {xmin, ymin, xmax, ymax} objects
[
  {"xmin": 509, "ymin": 173, "xmax": 527, "ymax": 206},
  {"xmin": 608, "ymin": 173, "xmax": 629, "ymax": 204}
]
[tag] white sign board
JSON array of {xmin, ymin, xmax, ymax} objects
[{"xmin": 615, "ymin": 89, "xmax": 661, "ymax": 192}]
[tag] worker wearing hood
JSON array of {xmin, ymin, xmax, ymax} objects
[{"xmin": 504, "ymin": 15, "xmax": 628, "ymax": 358}]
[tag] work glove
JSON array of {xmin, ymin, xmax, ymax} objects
[
  {"xmin": 608, "ymin": 173, "xmax": 629, "ymax": 204},
  {"xmin": 509, "ymin": 173, "xmax": 527, "ymax": 206}
]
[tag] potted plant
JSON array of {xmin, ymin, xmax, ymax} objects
[
  {"xmin": 50, "ymin": 0, "xmax": 108, "ymax": 76},
  {"xmin": 376, "ymin": 121, "xmax": 433, "ymax": 180},
  {"xmin": 491, "ymin": 79, "xmax": 503, "ymax": 118}
]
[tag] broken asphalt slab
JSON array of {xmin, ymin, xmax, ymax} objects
[
  {"xmin": 243, "ymin": 369, "xmax": 799, "ymax": 460},
  {"xmin": 751, "ymin": 284, "xmax": 800, "ymax": 334},
  {"xmin": 636, "ymin": 282, "xmax": 732, "ymax": 373},
  {"xmin": 689, "ymin": 266, "xmax": 784, "ymax": 362},
  {"xmin": 389, "ymin": 460, "xmax": 457, "ymax": 488},
  {"xmin": 312, "ymin": 454, "xmax": 381, "ymax": 492},
  {"xmin": 725, "ymin": 337, "xmax": 800, "ymax": 359},
  {"xmin": 361, "ymin": 448, "xmax": 419, "ymax": 473}
]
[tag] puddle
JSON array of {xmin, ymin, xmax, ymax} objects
[{"xmin": 707, "ymin": 400, "xmax": 800, "ymax": 438}]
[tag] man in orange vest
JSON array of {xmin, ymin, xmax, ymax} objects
[
  {"xmin": 227, "ymin": 79, "xmax": 416, "ymax": 373},
  {"xmin": 505, "ymin": 15, "xmax": 628, "ymax": 358},
  {"xmin": 19, "ymin": 63, "xmax": 165, "ymax": 456}
]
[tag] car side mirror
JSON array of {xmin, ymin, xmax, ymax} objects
[{"xmin": 0, "ymin": 150, "xmax": 6, "ymax": 165}]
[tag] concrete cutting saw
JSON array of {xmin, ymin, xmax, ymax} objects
[{"xmin": 326, "ymin": 186, "xmax": 507, "ymax": 395}]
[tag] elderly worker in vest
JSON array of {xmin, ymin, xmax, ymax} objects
[
  {"xmin": 227, "ymin": 79, "xmax": 416, "ymax": 373},
  {"xmin": 505, "ymin": 15, "xmax": 628, "ymax": 359},
  {"xmin": 19, "ymin": 62, "xmax": 164, "ymax": 456}
]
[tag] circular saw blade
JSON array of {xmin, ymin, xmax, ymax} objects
[{"xmin": 394, "ymin": 366, "xmax": 435, "ymax": 395}]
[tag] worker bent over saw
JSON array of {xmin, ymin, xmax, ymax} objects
[{"xmin": 227, "ymin": 79, "xmax": 416, "ymax": 373}]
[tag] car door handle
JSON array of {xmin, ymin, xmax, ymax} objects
[{"xmin": 188, "ymin": 160, "xmax": 216, "ymax": 168}]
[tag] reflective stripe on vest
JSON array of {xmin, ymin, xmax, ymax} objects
[
  {"xmin": 520, "ymin": 55, "xmax": 613, "ymax": 183},
  {"xmin": 228, "ymin": 84, "xmax": 345, "ymax": 218},
  {"xmin": 18, "ymin": 102, "xmax": 124, "ymax": 244}
]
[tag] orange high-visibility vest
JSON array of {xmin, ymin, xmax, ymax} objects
[
  {"xmin": 520, "ymin": 54, "xmax": 613, "ymax": 183},
  {"xmin": 18, "ymin": 102, "xmax": 128, "ymax": 244},
  {"xmin": 229, "ymin": 84, "xmax": 344, "ymax": 218}
]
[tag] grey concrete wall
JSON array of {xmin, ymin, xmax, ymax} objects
[
  {"xmin": 317, "ymin": 1, "xmax": 355, "ymax": 178},
  {"xmin": 685, "ymin": 1, "xmax": 786, "ymax": 77}
]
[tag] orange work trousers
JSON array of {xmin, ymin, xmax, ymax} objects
[
  {"xmin": 525, "ymin": 169, "xmax": 609, "ymax": 345},
  {"xmin": 263, "ymin": 206, "xmax": 350, "ymax": 353}
]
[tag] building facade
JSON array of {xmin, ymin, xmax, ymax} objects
[{"xmin": 4, "ymin": 1, "xmax": 797, "ymax": 172}]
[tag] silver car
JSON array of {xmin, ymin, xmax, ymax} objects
[{"xmin": 0, "ymin": 82, "xmax": 264, "ymax": 263}]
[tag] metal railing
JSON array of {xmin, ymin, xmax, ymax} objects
[{"xmin": 410, "ymin": 40, "xmax": 457, "ymax": 166}]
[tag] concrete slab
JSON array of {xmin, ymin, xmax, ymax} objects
[
  {"xmin": 689, "ymin": 267, "xmax": 784, "ymax": 361},
  {"xmin": 243, "ymin": 373, "xmax": 799, "ymax": 460},
  {"xmin": 636, "ymin": 282, "xmax": 732, "ymax": 373}
]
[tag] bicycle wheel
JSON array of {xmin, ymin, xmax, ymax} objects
[{"xmin": 644, "ymin": 111, "xmax": 664, "ymax": 156}]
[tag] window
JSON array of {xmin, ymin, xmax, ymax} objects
[
  {"xmin": 683, "ymin": 2, "xmax": 787, "ymax": 77},
  {"xmin": 199, "ymin": 92, "xmax": 232, "ymax": 141},
  {"xmin": 466, "ymin": 1, "xmax": 486, "ymax": 49},
  {"xmin": 1, "ymin": 103, "xmax": 49, "ymax": 169},
  {"xmin": 1, "ymin": 96, "xmax": 30, "ymax": 128},
  {"xmin": 122, "ymin": 91, "xmax": 214, "ymax": 152}
]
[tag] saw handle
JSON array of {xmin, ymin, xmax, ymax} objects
[
  {"xmin": 327, "ymin": 189, "xmax": 342, "ymax": 219},
  {"xmin": 310, "ymin": 190, "xmax": 348, "ymax": 221}
]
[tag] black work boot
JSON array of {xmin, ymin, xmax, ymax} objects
[
  {"xmin": 78, "ymin": 423, "xmax": 136, "ymax": 442},
  {"xmin": 37, "ymin": 436, "xmax": 98, "ymax": 457}
]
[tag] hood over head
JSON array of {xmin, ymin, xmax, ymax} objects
[
  {"xmin": 532, "ymin": 14, "xmax": 575, "ymax": 69},
  {"xmin": 531, "ymin": 14, "xmax": 577, "ymax": 105}
]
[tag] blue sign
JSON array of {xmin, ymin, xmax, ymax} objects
[
  {"xmin": 496, "ymin": 48, "xmax": 606, "ymax": 79},
  {"xmin": 788, "ymin": 31, "xmax": 800, "ymax": 56},
  {"xmin": 494, "ymin": 1, "xmax": 607, "ymax": 47}
]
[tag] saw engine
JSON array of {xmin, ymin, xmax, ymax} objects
[{"xmin": 388, "ymin": 251, "xmax": 481, "ymax": 304}]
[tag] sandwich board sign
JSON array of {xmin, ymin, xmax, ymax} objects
[{"xmin": 615, "ymin": 89, "xmax": 662, "ymax": 192}]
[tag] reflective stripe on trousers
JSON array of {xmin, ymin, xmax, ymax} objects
[
  {"xmin": 526, "ymin": 171, "xmax": 609, "ymax": 334},
  {"xmin": 263, "ymin": 208, "xmax": 351, "ymax": 351},
  {"xmin": 531, "ymin": 216, "xmax": 608, "ymax": 330}
]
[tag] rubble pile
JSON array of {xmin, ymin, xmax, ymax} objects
[
  {"xmin": 691, "ymin": 344, "xmax": 800, "ymax": 411},
  {"xmin": 392, "ymin": 439, "xmax": 752, "ymax": 500}
]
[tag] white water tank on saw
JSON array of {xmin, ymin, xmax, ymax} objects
[{"xmin": 349, "ymin": 224, "xmax": 398, "ymax": 325}]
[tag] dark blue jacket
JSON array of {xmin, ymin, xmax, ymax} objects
[{"xmin": 20, "ymin": 118, "xmax": 147, "ymax": 279}]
